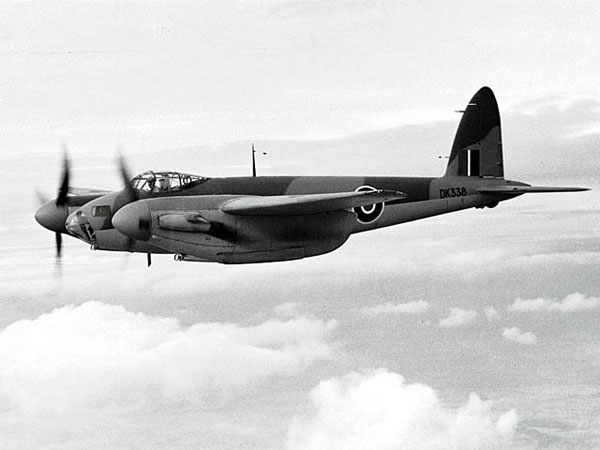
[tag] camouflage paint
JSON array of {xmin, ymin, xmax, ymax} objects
[{"xmin": 445, "ymin": 86, "xmax": 503, "ymax": 178}]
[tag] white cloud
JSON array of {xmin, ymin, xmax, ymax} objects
[
  {"xmin": 274, "ymin": 302, "xmax": 301, "ymax": 318},
  {"xmin": 361, "ymin": 300, "xmax": 429, "ymax": 316},
  {"xmin": 285, "ymin": 369, "xmax": 518, "ymax": 450},
  {"xmin": 507, "ymin": 297, "xmax": 552, "ymax": 312},
  {"xmin": 502, "ymin": 327, "xmax": 537, "ymax": 345},
  {"xmin": 438, "ymin": 308, "xmax": 478, "ymax": 328},
  {"xmin": 484, "ymin": 306, "xmax": 501, "ymax": 321},
  {"xmin": 0, "ymin": 301, "xmax": 337, "ymax": 413},
  {"xmin": 507, "ymin": 292, "xmax": 600, "ymax": 312}
]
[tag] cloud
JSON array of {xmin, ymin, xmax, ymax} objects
[
  {"xmin": 507, "ymin": 292, "xmax": 600, "ymax": 312},
  {"xmin": 0, "ymin": 302, "xmax": 337, "ymax": 413},
  {"xmin": 484, "ymin": 306, "xmax": 501, "ymax": 321},
  {"xmin": 285, "ymin": 369, "xmax": 518, "ymax": 450},
  {"xmin": 438, "ymin": 308, "xmax": 478, "ymax": 328},
  {"xmin": 274, "ymin": 302, "xmax": 302, "ymax": 318},
  {"xmin": 502, "ymin": 327, "xmax": 537, "ymax": 345},
  {"xmin": 361, "ymin": 300, "xmax": 429, "ymax": 316}
]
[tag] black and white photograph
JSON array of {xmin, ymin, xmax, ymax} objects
[{"xmin": 0, "ymin": 1, "xmax": 599, "ymax": 449}]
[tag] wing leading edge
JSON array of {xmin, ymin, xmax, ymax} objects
[
  {"xmin": 68, "ymin": 187, "xmax": 114, "ymax": 196},
  {"xmin": 222, "ymin": 190, "xmax": 406, "ymax": 216}
]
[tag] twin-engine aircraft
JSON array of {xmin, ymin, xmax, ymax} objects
[{"xmin": 35, "ymin": 87, "xmax": 588, "ymax": 265}]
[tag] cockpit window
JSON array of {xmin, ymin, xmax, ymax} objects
[
  {"xmin": 130, "ymin": 171, "xmax": 208, "ymax": 193},
  {"xmin": 92, "ymin": 205, "xmax": 112, "ymax": 217}
]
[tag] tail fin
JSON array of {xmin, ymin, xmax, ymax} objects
[{"xmin": 445, "ymin": 87, "xmax": 503, "ymax": 178}]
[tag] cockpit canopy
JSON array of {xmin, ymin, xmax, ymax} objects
[{"xmin": 130, "ymin": 171, "xmax": 208, "ymax": 193}]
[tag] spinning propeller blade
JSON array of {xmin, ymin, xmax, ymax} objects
[
  {"xmin": 35, "ymin": 189, "xmax": 50, "ymax": 206},
  {"xmin": 117, "ymin": 149, "xmax": 139, "ymax": 204},
  {"xmin": 56, "ymin": 146, "xmax": 70, "ymax": 208},
  {"xmin": 55, "ymin": 232, "xmax": 63, "ymax": 259},
  {"xmin": 116, "ymin": 150, "xmax": 144, "ymax": 255},
  {"xmin": 54, "ymin": 148, "xmax": 71, "ymax": 259}
]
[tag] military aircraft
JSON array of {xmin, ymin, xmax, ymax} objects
[{"xmin": 35, "ymin": 87, "xmax": 588, "ymax": 265}]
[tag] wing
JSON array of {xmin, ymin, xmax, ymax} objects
[
  {"xmin": 113, "ymin": 190, "xmax": 406, "ymax": 240},
  {"xmin": 222, "ymin": 190, "xmax": 406, "ymax": 216},
  {"xmin": 68, "ymin": 187, "xmax": 113, "ymax": 196},
  {"xmin": 478, "ymin": 185, "xmax": 589, "ymax": 194}
]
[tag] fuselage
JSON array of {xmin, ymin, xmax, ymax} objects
[{"xmin": 58, "ymin": 174, "xmax": 522, "ymax": 263}]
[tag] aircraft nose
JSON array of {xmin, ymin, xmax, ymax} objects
[
  {"xmin": 65, "ymin": 209, "xmax": 94, "ymax": 243},
  {"xmin": 112, "ymin": 201, "xmax": 152, "ymax": 241},
  {"xmin": 34, "ymin": 201, "xmax": 68, "ymax": 233}
]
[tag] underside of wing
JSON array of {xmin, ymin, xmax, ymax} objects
[
  {"xmin": 221, "ymin": 190, "xmax": 406, "ymax": 216},
  {"xmin": 478, "ymin": 185, "xmax": 589, "ymax": 194}
]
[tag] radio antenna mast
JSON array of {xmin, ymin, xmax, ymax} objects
[{"xmin": 251, "ymin": 143, "xmax": 267, "ymax": 177}]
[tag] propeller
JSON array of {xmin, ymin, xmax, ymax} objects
[
  {"xmin": 55, "ymin": 232, "xmax": 63, "ymax": 259},
  {"xmin": 56, "ymin": 145, "xmax": 70, "ymax": 207},
  {"xmin": 34, "ymin": 146, "xmax": 71, "ymax": 267},
  {"xmin": 54, "ymin": 148, "xmax": 71, "ymax": 260},
  {"xmin": 35, "ymin": 189, "xmax": 50, "ymax": 206},
  {"xmin": 116, "ymin": 150, "xmax": 150, "ymax": 267},
  {"xmin": 117, "ymin": 149, "xmax": 139, "ymax": 204},
  {"xmin": 116, "ymin": 149, "xmax": 135, "ymax": 254}
]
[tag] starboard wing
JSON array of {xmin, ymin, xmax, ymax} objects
[
  {"xmin": 221, "ymin": 190, "xmax": 406, "ymax": 216},
  {"xmin": 68, "ymin": 187, "xmax": 114, "ymax": 196}
]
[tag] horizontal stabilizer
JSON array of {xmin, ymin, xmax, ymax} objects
[
  {"xmin": 478, "ymin": 185, "xmax": 589, "ymax": 194},
  {"xmin": 222, "ymin": 190, "xmax": 406, "ymax": 216}
]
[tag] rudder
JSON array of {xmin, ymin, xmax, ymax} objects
[{"xmin": 445, "ymin": 87, "xmax": 504, "ymax": 178}]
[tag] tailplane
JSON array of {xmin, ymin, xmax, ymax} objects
[
  {"xmin": 478, "ymin": 185, "xmax": 588, "ymax": 194},
  {"xmin": 447, "ymin": 87, "xmax": 588, "ymax": 195},
  {"xmin": 445, "ymin": 87, "xmax": 503, "ymax": 178}
]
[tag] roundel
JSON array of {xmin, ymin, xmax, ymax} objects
[{"xmin": 353, "ymin": 185, "xmax": 384, "ymax": 224}]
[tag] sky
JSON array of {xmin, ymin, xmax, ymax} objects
[{"xmin": 0, "ymin": 1, "xmax": 599, "ymax": 449}]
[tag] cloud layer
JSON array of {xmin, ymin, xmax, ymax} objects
[
  {"xmin": 484, "ymin": 306, "xmax": 501, "ymax": 321},
  {"xmin": 507, "ymin": 292, "xmax": 600, "ymax": 312},
  {"xmin": 285, "ymin": 369, "xmax": 518, "ymax": 450},
  {"xmin": 0, "ymin": 302, "xmax": 337, "ymax": 413},
  {"xmin": 361, "ymin": 300, "xmax": 430, "ymax": 316},
  {"xmin": 439, "ymin": 308, "xmax": 478, "ymax": 327},
  {"xmin": 502, "ymin": 327, "xmax": 538, "ymax": 345}
]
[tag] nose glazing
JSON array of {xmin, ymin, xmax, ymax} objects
[{"xmin": 65, "ymin": 210, "xmax": 95, "ymax": 243}]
